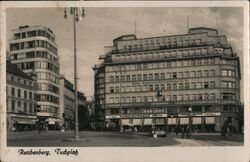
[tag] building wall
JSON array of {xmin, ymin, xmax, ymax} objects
[
  {"xmin": 6, "ymin": 73, "xmax": 36, "ymax": 131},
  {"xmin": 9, "ymin": 25, "xmax": 60, "ymax": 126},
  {"xmin": 94, "ymin": 27, "xmax": 241, "ymax": 132}
]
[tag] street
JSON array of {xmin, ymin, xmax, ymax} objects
[{"xmin": 7, "ymin": 130, "xmax": 243, "ymax": 147}]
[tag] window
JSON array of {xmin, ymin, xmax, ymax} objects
[
  {"xmin": 197, "ymin": 82, "xmax": 202, "ymax": 89},
  {"xmin": 167, "ymin": 84, "xmax": 171, "ymax": 90},
  {"xmin": 185, "ymin": 94, "xmax": 189, "ymax": 101},
  {"xmin": 177, "ymin": 61, "xmax": 182, "ymax": 67},
  {"xmin": 137, "ymin": 85, "xmax": 141, "ymax": 91},
  {"xmin": 222, "ymin": 70, "xmax": 227, "ymax": 76},
  {"xmin": 132, "ymin": 75, "xmax": 136, "ymax": 81},
  {"xmin": 190, "ymin": 71, "xmax": 195, "ymax": 78},
  {"xmin": 131, "ymin": 86, "xmax": 136, "ymax": 92},
  {"xmin": 143, "ymin": 85, "xmax": 147, "ymax": 91},
  {"xmin": 191, "ymin": 94, "xmax": 196, "ymax": 100},
  {"xmin": 198, "ymin": 94, "xmax": 202, "ymax": 100},
  {"xmin": 161, "ymin": 84, "xmax": 165, "ymax": 90},
  {"xmin": 210, "ymin": 70, "xmax": 215, "ymax": 76},
  {"xmin": 143, "ymin": 74, "xmax": 147, "ymax": 80},
  {"xmin": 210, "ymin": 93, "xmax": 216, "ymax": 100},
  {"xmin": 24, "ymin": 102, "xmax": 27, "ymax": 112},
  {"xmin": 18, "ymin": 89, "xmax": 21, "ymax": 98},
  {"xmin": 173, "ymin": 95, "xmax": 177, "ymax": 101},
  {"xmin": 155, "ymin": 84, "xmax": 159, "ymax": 91},
  {"xmin": 137, "ymin": 75, "xmax": 141, "ymax": 81},
  {"xmin": 178, "ymin": 95, "xmax": 183, "ymax": 101},
  {"xmin": 121, "ymin": 75, "xmax": 125, "ymax": 82},
  {"xmin": 11, "ymin": 87, "xmax": 15, "ymax": 96},
  {"xmin": 204, "ymin": 70, "xmax": 208, "ymax": 77},
  {"xmin": 197, "ymin": 71, "xmax": 202, "ymax": 77},
  {"xmin": 143, "ymin": 96, "xmax": 148, "ymax": 102},
  {"xmin": 126, "ymin": 86, "xmax": 130, "ymax": 92},
  {"xmin": 110, "ymin": 76, "xmax": 114, "ymax": 82},
  {"xmin": 178, "ymin": 83, "xmax": 183, "ymax": 89},
  {"xmin": 209, "ymin": 59, "xmax": 214, "ymax": 65},
  {"xmin": 137, "ymin": 96, "xmax": 142, "ymax": 102},
  {"xmin": 204, "ymin": 82, "xmax": 209, "ymax": 88},
  {"xmin": 183, "ymin": 60, "xmax": 188, "ymax": 66},
  {"xmin": 184, "ymin": 71, "xmax": 189, "ymax": 78},
  {"xmin": 171, "ymin": 61, "xmax": 176, "ymax": 67},
  {"xmin": 126, "ymin": 97, "xmax": 130, "ymax": 103},
  {"xmin": 115, "ymin": 97, "xmax": 119, "ymax": 103},
  {"xmin": 178, "ymin": 72, "xmax": 183, "ymax": 78},
  {"xmin": 149, "ymin": 74, "xmax": 153, "ymax": 80},
  {"xmin": 204, "ymin": 94, "xmax": 209, "ymax": 100},
  {"xmin": 115, "ymin": 87, "xmax": 119, "ymax": 92},
  {"xmin": 121, "ymin": 97, "xmax": 125, "ymax": 103},
  {"xmin": 110, "ymin": 97, "xmax": 114, "ymax": 103},
  {"xmin": 185, "ymin": 83, "xmax": 189, "ymax": 89},
  {"xmin": 155, "ymin": 73, "xmax": 159, "ymax": 80},
  {"xmin": 173, "ymin": 72, "xmax": 177, "ymax": 78},
  {"xmin": 29, "ymin": 92, "xmax": 32, "ymax": 99},
  {"xmin": 190, "ymin": 83, "xmax": 195, "ymax": 89},
  {"xmin": 126, "ymin": 75, "xmax": 130, "ymax": 81},
  {"xmin": 166, "ymin": 73, "xmax": 171, "ymax": 79},
  {"xmin": 203, "ymin": 59, "xmax": 208, "ymax": 65},
  {"xmin": 115, "ymin": 76, "xmax": 119, "ymax": 82},
  {"xmin": 173, "ymin": 83, "xmax": 177, "ymax": 90},
  {"xmin": 121, "ymin": 86, "xmax": 124, "ymax": 92},
  {"xmin": 29, "ymin": 103, "xmax": 33, "ymax": 113},
  {"xmin": 11, "ymin": 100, "xmax": 15, "ymax": 111},
  {"xmin": 149, "ymin": 85, "xmax": 153, "ymax": 91},
  {"xmin": 160, "ymin": 73, "xmax": 165, "ymax": 79},
  {"xmin": 210, "ymin": 82, "xmax": 215, "ymax": 88}
]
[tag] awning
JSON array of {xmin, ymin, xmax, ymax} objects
[
  {"xmin": 205, "ymin": 117, "xmax": 215, "ymax": 124},
  {"xmin": 143, "ymin": 118, "xmax": 152, "ymax": 125},
  {"xmin": 12, "ymin": 118, "xmax": 36, "ymax": 125},
  {"xmin": 133, "ymin": 119, "xmax": 142, "ymax": 126},
  {"xmin": 156, "ymin": 118, "xmax": 165, "ymax": 125},
  {"xmin": 122, "ymin": 119, "xmax": 131, "ymax": 126},
  {"xmin": 193, "ymin": 117, "xmax": 202, "ymax": 125},
  {"xmin": 180, "ymin": 118, "xmax": 189, "ymax": 125},
  {"xmin": 167, "ymin": 118, "xmax": 176, "ymax": 125},
  {"xmin": 45, "ymin": 118, "xmax": 60, "ymax": 125}
]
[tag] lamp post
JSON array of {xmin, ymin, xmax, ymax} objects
[
  {"xmin": 188, "ymin": 107, "xmax": 192, "ymax": 137},
  {"xmin": 64, "ymin": 7, "xmax": 85, "ymax": 140}
]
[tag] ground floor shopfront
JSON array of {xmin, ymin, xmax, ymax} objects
[
  {"xmin": 7, "ymin": 113, "xmax": 37, "ymax": 131},
  {"xmin": 105, "ymin": 112, "xmax": 240, "ymax": 132}
]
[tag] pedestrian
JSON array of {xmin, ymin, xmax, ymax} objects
[
  {"xmin": 186, "ymin": 126, "xmax": 190, "ymax": 138},
  {"xmin": 181, "ymin": 126, "xmax": 185, "ymax": 139},
  {"xmin": 175, "ymin": 126, "xmax": 179, "ymax": 136}
]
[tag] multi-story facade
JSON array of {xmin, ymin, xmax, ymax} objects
[
  {"xmin": 93, "ymin": 27, "xmax": 241, "ymax": 132},
  {"xmin": 9, "ymin": 25, "xmax": 60, "ymax": 129},
  {"xmin": 60, "ymin": 75, "xmax": 87, "ymax": 130},
  {"xmin": 6, "ymin": 60, "xmax": 37, "ymax": 131}
]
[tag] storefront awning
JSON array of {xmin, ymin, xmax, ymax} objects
[
  {"xmin": 122, "ymin": 119, "xmax": 131, "ymax": 126},
  {"xmin": 205, "ymin": 117, "xmax": 215, "ymax": 124},
  {"xmin": 156, "ymin": 118, "xmax": 165, "ymax": 125},
  {"xmin": 180, "ymin": 118, "xmax": 189, "ymax": 125},
  {"xmin": 133, "ymin": 119, "xmax": 142, "ymax": 126},
  {"xmin": 193, "ymin": 117, "xmax": 202, "ymax": 125},
  {"xmin": 143, "ymin": 118, "xmax": 152, "ymax": 125},
  {"xmin": 12, "ymin": 118, "xmax": 36, "ymax": 125},
  {"xmin": 167, "ymin": 118, "xmax": 176, "ymax": 125}
]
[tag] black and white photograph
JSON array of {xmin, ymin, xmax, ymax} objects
[{"xmin": 0, "ymin": 1, "xmax": 249, "ymax": 162}]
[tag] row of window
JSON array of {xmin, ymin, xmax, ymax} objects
[
  {"xmin": 106, "ymin": 58, "xmax": 218, "ymax": 72},
  {"xmin": 10, "ymin": 51, "xmax": 58, "ymax": 62},
  {"xmin": 36, "ymin": 72, "xmax": 59, "ymax": 84},
  {"xmin": 108, "ymin": 107, "xmax": 165, "ymax": 115},
  {"xmin": 37, "ymin": 105, "xmax": 59, "ymax": 114},
  {"xmin": 36, "ymin": 94, "xmax": 59, "ymax": 104},
  {"xmin": 109, "ymin": 93, "xmax": 218, "ymax": 103},
  {"xmin": 10, "ymin": 40, "xmax": 57, "ymax": 54},
  {"xmin": 9, "ymin": 99, "xmax": 36, "ymax": 114},
  {"xmin": 108, "ymin": 80, "xmax": 236, "ymax": 93},
  {"xmin": 36, "ymin": 83, "xmax": 59, "ymax": 94},
  {"xmin": 109, "ymin": 70, "xmax": 218, "ymax": 83},
  {"xmin": 16, "ymin": 61, "xmax": 59, "ymax": 74},
  {"xmin": 114, "ymin": 47, "xmax": 227, "ymax": 62},
  {"xmin": 14, "ymin": 29, "xmax": 55, "ymax": 42},
  {"xmin": 8, "ymin": 75, "xmax": 34, "ymax": 88},
  {"xmin": 9, "ymin": 86, "xmax": 35, "ymax": 100},
  {"xmin": 118, "ymin": 38, "xmax": 205, "ymax": 53}
]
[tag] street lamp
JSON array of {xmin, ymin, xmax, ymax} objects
[
  {"xmin": 64, "ymin": 7, "xmax": 85, "ymax": 140},
  {"xmin": 188, "ymin": 107, "xmax": 192, "ymax": 137}
]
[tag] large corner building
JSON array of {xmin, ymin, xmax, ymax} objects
[
  {"xmin": 93, "ymin": 27, "xmax": 241, "ymax": 132},
  {"xmin": 8, "ymin": 25, "xmax": 60, "ymax": 129}
]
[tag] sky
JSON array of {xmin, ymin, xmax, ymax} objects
[{"xmin": 6, "ymin": 7, "xmax": 244, "ymax": 100}]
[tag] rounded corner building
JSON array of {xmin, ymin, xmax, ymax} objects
[
  {"xmin": 9, "ymin": 25, "xmax": 60, "ymax": 129},
  {"xmin": 93, "ymin": 27, "xmax": 242, "ymax": 132}
]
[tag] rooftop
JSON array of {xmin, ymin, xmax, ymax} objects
[{"xmin": 6, "ymin": 60, "xmax": 34, "ymax": 80}]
